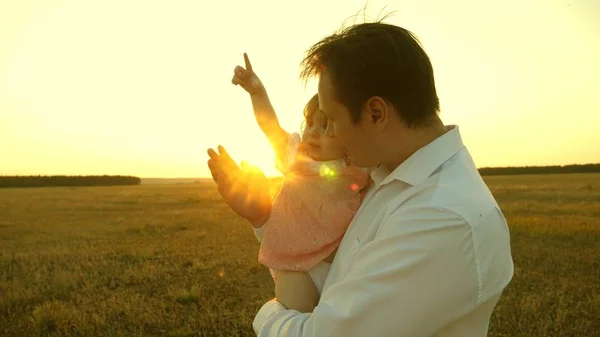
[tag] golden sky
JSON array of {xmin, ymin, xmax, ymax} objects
[{"xmin": 1, "ymin": 0, "xmax": 599, "ymax": 178}]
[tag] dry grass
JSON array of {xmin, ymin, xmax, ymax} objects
[{"xmin": 0, "ymin": 173, "xmax": 598, "ymax": 336}]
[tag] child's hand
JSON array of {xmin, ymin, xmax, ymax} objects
[
  {"xmin": 207, "ymin": 145, "xmax": 272, "ymax": 226},
  {"xmin": 232, "ymin": 53, "xmax": 264, "ymax": 95}
]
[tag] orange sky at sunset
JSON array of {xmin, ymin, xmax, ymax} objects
[{"xmin": 1, "ymin": 0, "xmax": 599, "ymax": 178}]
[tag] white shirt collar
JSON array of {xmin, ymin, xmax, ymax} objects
[{"xmin": 371, "ymin": 125, "xmax": 465, "ymax": 187}]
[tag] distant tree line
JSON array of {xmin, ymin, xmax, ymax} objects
[
  {"xmin": 0, "ymin": 175, "xmax": 141, "ymax": 188},
  {"xmin": 1, "ymin": 164, "xmax": 598, "ymax": 188},
  {"xmin": 478, "ymin": 164, "xmax": 600, "ymax": 176}
]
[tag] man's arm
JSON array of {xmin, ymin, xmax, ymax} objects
[{"xmin": 253, "ymin": 206, "xmax": 497, "ymax": 336}]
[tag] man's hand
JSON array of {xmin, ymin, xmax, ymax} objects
[
  {"xmin": 207, "ymin": 145, "xmax": 271, "ymax": 227},
  {"xmin": 231, "ymin": 53, "xmax": 265, "ymax": 95}
]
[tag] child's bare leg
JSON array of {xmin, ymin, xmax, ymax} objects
[{"xmin": 275, "ymin": 270, "xmax": 319, "ymax": 313}]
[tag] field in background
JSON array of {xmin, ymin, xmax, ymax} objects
[{"xmin": 0, "ymin": 174, "xmax": 599, "ymax": 336}]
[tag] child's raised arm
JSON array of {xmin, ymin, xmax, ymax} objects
[{"xmin": 232, "ymin": 53, "xmax": 289, "ymax": 163}]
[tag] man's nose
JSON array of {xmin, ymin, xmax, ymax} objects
[{"xmin": 325, "ymin": 121, "xmax": 334, "ymax": 138}]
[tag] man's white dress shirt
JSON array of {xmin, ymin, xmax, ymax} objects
[{"xmin": 252, "ymin": 125, "xmax": 514, "ymax": 337}]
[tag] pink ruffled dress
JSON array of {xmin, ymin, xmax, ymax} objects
[{"xmin": 256, "ymin": 133, "xmax": 370, "ymax": 279}]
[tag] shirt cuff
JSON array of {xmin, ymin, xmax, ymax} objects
[
  {"xmin": 252, "ymin": 299, "xmax": 286, "ymax": 335},
  {"xmin": 253, "ymin": 226, "xmax": 265, "ymax": 243}
]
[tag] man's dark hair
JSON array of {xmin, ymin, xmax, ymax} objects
[{"xmin": 300, "ymin": 19, "xmax": 440, "ymax": 127}]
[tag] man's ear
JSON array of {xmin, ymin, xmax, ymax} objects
[{"xmin": 364, "ymin": 96, "xmax": 389, "ymax": 130}]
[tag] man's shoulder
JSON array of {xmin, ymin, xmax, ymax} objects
[{"xmin": 382, "ymin": 172, "xmax": 500, "ymax": 229}]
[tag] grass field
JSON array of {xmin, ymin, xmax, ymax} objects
[{"xmin": 1, "ymin": 173, "xmax": 599, "ymax": 336}]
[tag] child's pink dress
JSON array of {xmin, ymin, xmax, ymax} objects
[{"xmin": 255, "ymin": 133, "xmax": 370, "ymax": 283}]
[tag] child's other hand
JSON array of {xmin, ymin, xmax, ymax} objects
[
  {"xmin": 207, "ymin": 146, "xmax": 272, "ymax": 226},
  {"xmin": 231, "ymin": 53, "xmax": 264, "ymax": 95}
]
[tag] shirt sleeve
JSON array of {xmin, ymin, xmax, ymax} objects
[
  {"xmin": 253, "ymin": 206, "xmax": 492, "ymax": 337},
  {"xmin": 253, "ymin": 226, "xmax": 265, "ymax": 243},
  {"xmin": 275, "ymin": 133, "xmax": 301, "ymax": 175}
]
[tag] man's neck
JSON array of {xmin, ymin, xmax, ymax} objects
[{"xmin": 383, "ymin": 119, "xmax": 448, "ymax": 172}]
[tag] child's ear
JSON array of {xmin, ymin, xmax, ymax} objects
[{"xmin": 344, "ymin": 151, "xmax": 352, "ymax": 166}]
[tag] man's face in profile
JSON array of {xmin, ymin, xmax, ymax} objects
[{"xmin": 318, "ymin": 71, "xmax": 378, "ymax": 168}]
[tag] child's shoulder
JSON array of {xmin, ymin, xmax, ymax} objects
[{"xmin": 275, "ymin": 133, "xmax": 303, "ymax": 174}]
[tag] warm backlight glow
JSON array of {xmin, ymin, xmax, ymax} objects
[{"xmin": 1, "ymin": 0, "xmax": 598, "ymax": 178}]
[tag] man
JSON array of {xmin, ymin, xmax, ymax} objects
[{"xmin": 207, "ymin": 21, "xmax": 513, "ymax": 337}]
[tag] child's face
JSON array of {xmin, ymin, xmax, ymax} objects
[{"xmin": 301, "ymin": 109, "xmax": 346, "ymax": 161}]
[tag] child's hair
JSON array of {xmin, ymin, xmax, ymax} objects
[
  {"xmin": 303, "ymin": 93, "xmax": 320, "ymax": 121},
  {"xmin": 301, "ymin": 94, "xmax": 320, "ymax": 134}
]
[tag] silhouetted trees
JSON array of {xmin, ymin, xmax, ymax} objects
[
  {"xmin": 477, "ymin": 164, "xmax": 600, "ymax": 176},
  {"xmin": 1, "ymin": 164, "xmax": 599, "ymax": 188},
  {"xmin": 0, "ymin": 175, "xmax": 141, "ymax": 188}
]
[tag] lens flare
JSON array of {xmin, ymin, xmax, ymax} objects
[{"xmin": 320, "ymin": 165, "xmax": 337, "ymax": 177}]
